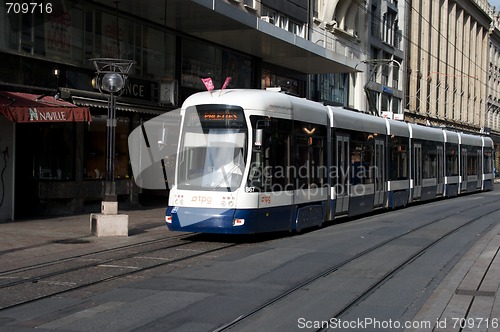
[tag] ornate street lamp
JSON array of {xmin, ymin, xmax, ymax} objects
[{"xmin": 90, "ymin": 58, "xmax": 134, "ymax": 221}]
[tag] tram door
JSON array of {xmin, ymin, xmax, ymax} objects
[
  {"xmin": 335, "ymin": 135, "xmax": 350, "ymax": 214},
  {"xmin": 477, "ymin": 150, "xmax": 482, "ymax": 189},
  {"xmin": 413, "ymin": 143, "xmax": 422, "ymax": 199},
  {"xmin": 374, "ymin": 139, "xmax": 385, "ymax": 207},
  {"xmin": 461, "ymin": 147, "xmax": 467, "ymax": 192},
  {"xmin": 437, "ymin": 145, "xmax": 444, "ymax": 196}
]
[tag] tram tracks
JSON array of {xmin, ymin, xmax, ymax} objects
[
  {"xmin": 214, "ymin": 195, "xmax": 500, "ymax": 331},
  {"xmin": 324, "ymin": 212, "xmax": 497, "ymax": 326},
  {"xmin": 0, "ymin": 233, "xmax": 190, "ymax": 277},
  {"xmin": 0, "ymin": 234, "xmax": 242, "ymax": 310},
  {"xmin": 1, "ymin": 193, "xmax": 498, "ymax": 328}
]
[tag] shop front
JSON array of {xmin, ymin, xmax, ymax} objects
[
  {"xmin": 68, "ymin": 86, "xmax": 170, "ymax": 210},
  {"xmin": 1, "ymin": 87, "xmax": 170, "ymax": 219},
  {"xmin": 0, "ymin": 116, "xmax": 13, "ymax": 221},
  {"xmin": 0, "ymin": 91, "xmax": 91, "ymax": 219},
  {"xmin": 5, "ymin": 83, "xmax": 172, "ymax": 219}
]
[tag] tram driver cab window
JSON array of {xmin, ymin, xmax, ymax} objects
[{"xmin": 247, "ymin": 116, "xmax": 292, "ymax": 192}]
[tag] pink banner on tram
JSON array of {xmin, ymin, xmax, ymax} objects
[
  {"xmin": 221, "ymin": 77, "xmax": 232, "ymax": 90},
  {"xmin": 201, "ymin": 78, "xmax": 215, "ymax": 92}
]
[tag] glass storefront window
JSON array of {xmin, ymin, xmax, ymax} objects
[
  {"xmin": 318, "ymin": 73, "xmax": 345, "ymax": 104},
  {"xmin": 182, "ymin": 38, "xmax": 253, "ymax": 91},
  {"xmin": 261, "ymin": 70, "xmax": 304, "ymax": 97},
  {"xmin": 1, "ymin": 3, "xmax": 15, "ymax": 49},
  {"xmin": 2, "ymin": 0, "xmax": 175, "ymax": 81},
  {"xmin": 115, "ymin": 117, "xmax": 131, "ymax": 179},
  {"xmin": 182, "ymin": 38, "xmax": 222, "ymax": 90},
  {"xmin": 143, "ymin": 26, "xmax": 163, "ymax": 77},
  {"xmin": 392, "ymin": 97, "xmax": 401, "ymax": 114},
  {"xmin": 84, "ymin": 115, "xmax": 131, "ymax": 180},
  {"xmin": 20, "ymin": 123, "xmax": 76, "ymax": 180},
  {"xmin": 94, "ymin": 12, "xmax": 134, "ymax": 60},
  {"xmin": 381, "ymin": 93, "xmax": 390, "ymax": 113},
  {"xmin": 223, "ymin": 50, "xmax": 253, "ymax": 88}
]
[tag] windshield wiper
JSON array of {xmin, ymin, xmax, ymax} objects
[{"xmin": 212, "ymin": 163, "xmax": 241, "ymax": 190}]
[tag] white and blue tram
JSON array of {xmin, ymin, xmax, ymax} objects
[{"xmin": 165, "ymin": 89, "xmax": 494, "ymax": 234}]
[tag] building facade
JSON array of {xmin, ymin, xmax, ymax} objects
[
  {"xmin": 1, "ymin": 0, "xmax": 498, "ymax": 220},
  {"xmin": 405, "ymin": 0, "xmax": 491, "ymax": 131},
  {"xmin": 487, "ymin": 8, "xmax": 500, "ymax": 174},
  {"xmin": 404, "ymin": 0, "xmax": 500, "ymax": 174},
  {"xmin": 365, "ymin": 0, "xmax": 405, "ymax": 118},
  {"xmin": 0, "ymin": 0, "xmax": 364, "ymax": 220}
]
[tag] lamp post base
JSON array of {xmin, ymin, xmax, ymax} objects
[
  {"xmin": 101, "ymin": 200, "xmax": 118, "ymax": 215},
  {"xmin": 90, "ymin": 199, "xmax": 128, "ymax": 237},
  {"xmin": 90, "ymin": 212, "xmax": 129, "ymax": 237}
]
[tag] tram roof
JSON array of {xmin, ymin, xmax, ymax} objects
[
  {"xmin": 408, "ymin": 123, "xmax": 444, "ymax": 141},
  {"xmin": 443, "ymin": 130, "xmax": 460, "ymax": 144},
  {"xmin": 386, "ymin": 118, "xmax": 409, "ymax": 137},
  {"xmin": 182, "ymin": 89, "xmax": 328, "ymax": 122},
  {"xmin": 482, "ymin": 136, "xmax": 494, "ymax": 148},
  {"xmin": 327, "ymin": 106, "xmax": 387, "ymax": 134},
  {"xmin": 460, "ymin": 132, "xmax": 484, "ymax": 146}
]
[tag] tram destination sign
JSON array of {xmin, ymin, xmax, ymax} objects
[
  {"xmin": 186, "ymin": 107, "xmax": 245, "ymax": 128},
  {"xmin": 202, "ymin": 111, "xmax": 240, "ymax": 121}
]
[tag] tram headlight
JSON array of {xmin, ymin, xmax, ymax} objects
[
  {"xmin": 174, "ymin": 195, "xmax": 184, "ymax": 205},
  {"xmin": 165, "ymin": 215, "xmax": 172, "ymax": 223},
  {"xmin": 233, "ymin": 218, "xmax": 245, "ymax": 226}
]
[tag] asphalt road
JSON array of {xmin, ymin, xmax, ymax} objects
[{"xmin": 0, "ymin": 188, "xmax": 499, "ymax": 331}]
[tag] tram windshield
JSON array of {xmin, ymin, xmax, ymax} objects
[{"xmin": 177, "ymin": 105, "xmax": 247, "ymax": 191}]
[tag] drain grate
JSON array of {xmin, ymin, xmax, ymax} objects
[{"xmin": 52, "ymin": 238, "xmax": 93, "ymax": 244}]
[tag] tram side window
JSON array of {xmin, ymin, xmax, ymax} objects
[
  {"xmin": 422, "ymin": 140, "xmax": 437, "ymax": 179},
  {"xmin": 484, "ymin": 149, "xmax": 493, "ymax": 174},
  {"xmin": 247, "ymin": 116, "xmax": 292, "ymax": 192},
  {"xmin": 445, "ymin": 143, "xmax": 458, "ymax": 176},
  {"xmin": 350, "ymin": 131, "xmax": 375, "ymax": 185},
  {"xmin": 389, "ymin": 136, "xmax": 408, "ymax": 180},
  {"xmin": 294, "ymin": 121, "xmax": 327, "ymax": 189},
  {"xmin": 467, "ymin": 147, "xmax": 478, "ymax": 176}
]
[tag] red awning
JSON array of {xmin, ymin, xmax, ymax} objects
[{"xmin": 0, "ymin": 91, "xmax": 91, "ymax": 123}]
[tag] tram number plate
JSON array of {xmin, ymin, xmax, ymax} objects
[{"xmin": 245, "ymin": 187, "xmax": 255, "ymax": 193}]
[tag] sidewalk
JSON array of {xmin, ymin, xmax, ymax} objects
[
  {"xmin": 0, "ymin": 206, "xmax": 171, "ymax": 272},
  {"xmin": 408, "ymin": 221, "xmax": 500, "ymax": 331}
]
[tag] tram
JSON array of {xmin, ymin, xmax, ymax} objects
[{"xmin": 164, "ymin": 89, "xmax": 495, "ymax": 234}]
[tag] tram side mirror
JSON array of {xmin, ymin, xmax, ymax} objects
[
  {"xmin": 128, "ymin": 109, "xmax": 181, "ymax": 190},
  {"xmin": 254, "ymin": 129, "xmax": 263, "ymax": 146},
  {"xmin": 157, "ymin": 126, "xmax": 166, "ymax": 151}
]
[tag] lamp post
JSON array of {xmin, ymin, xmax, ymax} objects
[{"xmin": 90, "ymin": 58, "xmax": 134, "ymax": 236}]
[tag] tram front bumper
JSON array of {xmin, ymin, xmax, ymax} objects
[{"xmin": 165, "ymin": 206, "xmax": 255, "ymax": 234}]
